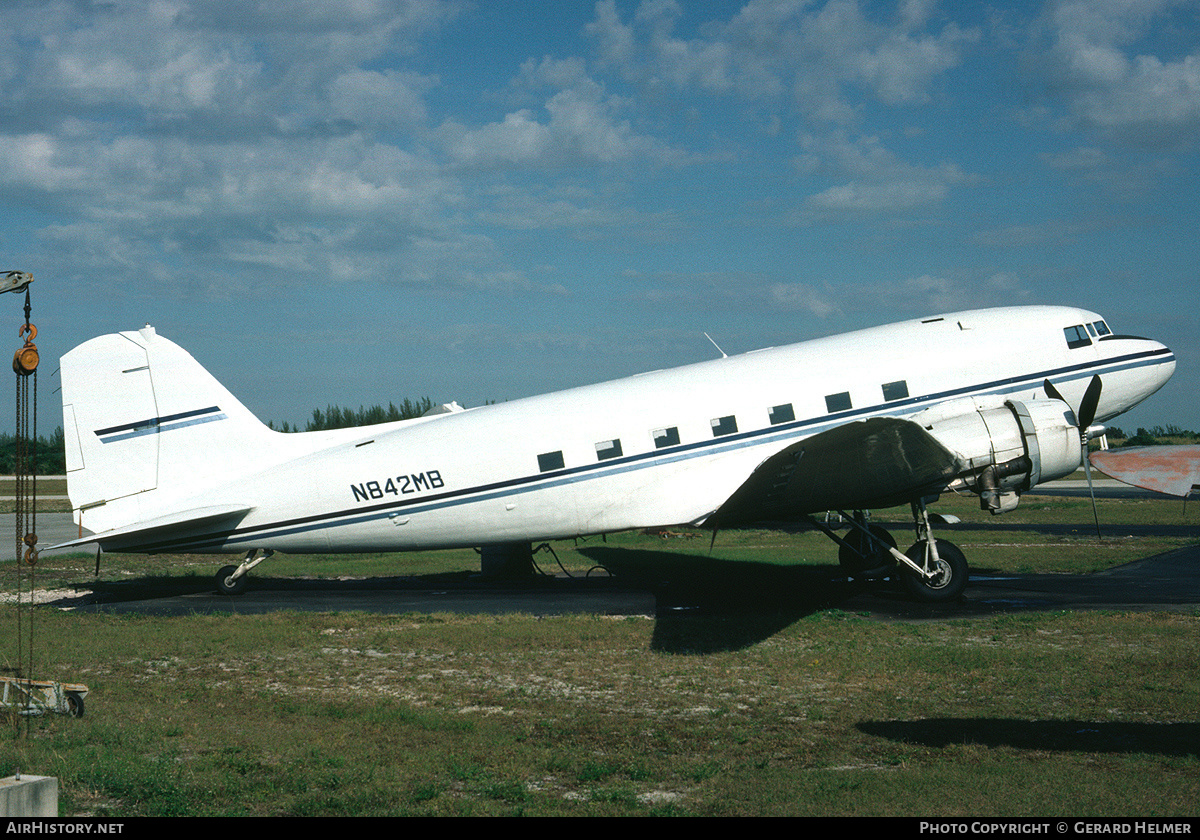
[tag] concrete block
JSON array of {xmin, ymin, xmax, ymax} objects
[{"xmin": 0, "ymin": 775, "xmax": 59, "ymax": 817}]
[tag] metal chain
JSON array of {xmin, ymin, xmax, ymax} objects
[
  {"xmin": 12, "ymin": 299, "xmax": 37, "ymax": 710},
  {"xmin": 31, "ymin": 367, "xmax": 36, "ymax": 538},
  {"xmin": 14, "ymin": 370, "xmax": 22, "ymax": 688},
  {"xmin": 15, "ymin": 364, "xmax": 28, "ymax": 683}
]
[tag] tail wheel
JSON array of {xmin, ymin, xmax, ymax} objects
[
  {"xmin": 838, "ymin": 524, "xmax": 897, "ymax": 579},
  {"xmin": 216, "ymin": 565, "xmax": 248, "ymax": 596},
  {"xmin": 901, "ymin": 539, "xmax": 968, "ymax": 603}
]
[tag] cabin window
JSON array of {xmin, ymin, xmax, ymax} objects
[
  {"xmin": 768, "ymin": 403, "xmax": 795, "ymax": 425},
  {"xmin": 1064, "ymin": 325, "xmax": 1092, "ymax": 349},
  {"xmin": 538, "ymin": 451, "xmax": 565, "ymax": 472},
  {"xmin": 595, "ymin": 439, "xmax": 623, "ymax": 461},
  {"xmin": 652, "ymin": 427, "xmax": 680, "ymax": 448},
  {"xmin": 711, "ymin": 415, "xmax": 738, "ymax": 437},
  {"xmin": 825, "ymin": 392, "xmax": 852, "ymax": 413},
  {"xmin": 882, "ymin": 380, "xmax": 909, "ymax": 402}
]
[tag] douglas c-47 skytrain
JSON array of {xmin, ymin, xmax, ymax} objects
[{"xmin": 46, "ymin": 306, "xmax": 1175, "ymax": 603}]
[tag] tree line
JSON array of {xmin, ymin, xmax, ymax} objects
[
  {"xmin": 1104, "ymin": 425, "xmax": 1200, "ymax": 447},
  {"xmin": 0, "ymin": 428, "xmax": 67, "ymax": 474},
  {"xmin": 268, "ymin": 399, "xmax": 436, "ymax": 433}
]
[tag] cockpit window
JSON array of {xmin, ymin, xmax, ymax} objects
[
  {"xmin": 1064, "ymin": 325, "xmax": 1092, "ymax": 349},
  {"xmin": 1092, "ymin": 320, "xmax": 1111, "ymax": 337}
]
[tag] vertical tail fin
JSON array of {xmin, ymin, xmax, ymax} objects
[{"xmin": 61, "ymin": 326, "xmax": 285, "ymax": 534}]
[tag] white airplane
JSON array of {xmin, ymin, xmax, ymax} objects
[{"xmin": 45, "ymin": 305, "xmax": 1175, "ymax": 603}]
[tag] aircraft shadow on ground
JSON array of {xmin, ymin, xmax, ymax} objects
[
  {"xmin": 77, "ymin": 548, "xmax": 887, "ymax": 652},
  {"xmin": 577, "ymin": 545, "xmax": 872, "ymax": 654},
  {"xmin": 82, "ymin": 550, "xmax": 865, "ymax": 654},
  {"xmin": 857, "ymin": 718, "xmax": 1200, "ymax": 759}
]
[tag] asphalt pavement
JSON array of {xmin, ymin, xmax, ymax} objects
[{"xmin": 9, "ymin": 511, "xmax": 1199, "ymax": 624}]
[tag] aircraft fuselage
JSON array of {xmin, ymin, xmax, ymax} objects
[{"xmin": 84, "ymin": 305, "xmax": 1171, "ymax": 556}]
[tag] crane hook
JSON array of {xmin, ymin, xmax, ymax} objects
[{"xmin": 13, "ymin": 322, "xmax": 38, "ymax": 375}]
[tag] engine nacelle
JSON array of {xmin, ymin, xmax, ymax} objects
[{"xmin": 920, "ymin": 399, "xmax": 1081, "ymax": 514}]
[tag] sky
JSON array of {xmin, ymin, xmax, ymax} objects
[{"xmin": 0, "ymin": 0, "xmax": 1197, "ymax": 434}]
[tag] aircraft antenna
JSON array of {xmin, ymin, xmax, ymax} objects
[{"xmin": 703, "ymin": 333, "xmax": 727, "ymax": 358}]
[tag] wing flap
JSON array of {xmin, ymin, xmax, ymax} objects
[{"xmin": 706, "ymin": 417, "xmax": 960, "ymax": 527}]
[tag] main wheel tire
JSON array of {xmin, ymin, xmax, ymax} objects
[
  {"xmin": 65, "ymin": 691, "xmax": 85, "ymax": 718},
  {"xmin": 216, "ymin": 565, "xmax": 248, "ymax": 596},
  {"xmin": 901, "ymin": 539, "xmax": 968, "ymax": 603},
  {"xmin": 838, "ymin": 524, "xmax": 897, "ymax": 579}
]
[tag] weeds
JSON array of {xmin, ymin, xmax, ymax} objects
[{"xmin": 0, "ymin": 607, "xmax": 1195, "ymax": 816}]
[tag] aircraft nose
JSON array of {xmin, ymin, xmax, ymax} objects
[
  {"xmin": 1097, "ymin": 336, "xmax": 1175, "ymax": 421},
  {"xmin": 1141, "ymin": 337, "xmax": 1176, "ymax": 398},
  {"xmin": 1160, "ymin": 357, "xmax": 1176, "ymax": 390}
]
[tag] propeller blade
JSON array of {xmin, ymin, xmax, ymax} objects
[
  {"xmin": 1043, "ymin": 378, "xmax": 1065, "ymax": 404},
  {"xmin": 1078, "ymin": 375, "xmax": 1103, "ymax": 430},
  {"xmin": 1045, "ymin": 375, "xmax": 1104, "ymax": 540},
  {"xmin": 1082, "ymin": 447, "xmax": 1102, "ymax": 540}
]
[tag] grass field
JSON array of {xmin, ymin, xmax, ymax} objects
[{"xmin": 2, "ymin": 489, "xmax": 1198, "ymax": 817}]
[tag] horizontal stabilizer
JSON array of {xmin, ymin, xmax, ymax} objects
[
  {"xmin": 44, "ymin": 504, "xmax": 254, "ymax": 553},
  {"xmin": 1090, "ymin": 446, "xmax": 1200, "ymax": 498}
]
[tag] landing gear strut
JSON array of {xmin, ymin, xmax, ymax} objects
[
  {"xmin": 215, "ymin": 548, "xmax": 273, "ymax": 596},
  {"xmin": 898, "ymin": 501, "xmax": 968, "ymax": 603},
  {"xmin": 812, "ymin": 499, "xmax": 969, "ymax": 603}
]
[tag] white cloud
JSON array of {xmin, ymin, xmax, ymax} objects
[
  {"xmin": 796, "ymin": 130, "xmax": 969, "ymax": 216},
  {"xmin": 769, "ymin": 283, "xmax": 839, "ymax": 316},
  {"xmin": 439, "ymin": 110, "xmax": 553, "ymax": 166},
  {"xmin": 586, "ymin": 0, "xmax": 976, "ymax": 121},
  {"xmin": 0, "ymin": 134, "xmax": 87, "ymax": 191},
  {"xmin": 6, "ymin": 0, "xmax": 455, "ymax": 140},
  {"xmin": 1039, "ymin": 0, "xmax": 1200, "ymax": 144},
  {"xmin": 0, "ymin": 1, "xmax": 523, "ymax": 296},
  {"xmin": 325, "ymin": 69, "xmax": 434, "ymax": 130},
  {"xmin": 806, "ymin": 179, "xmax": 949, "ymax": 212},
  {"xmin": 518, "ymin": 55, "xmax": 590, "ymax": 91},
  {"xmin": 436, "ymin": 73, "xmax": 684, "ymax": 168},
  {"xmin": 875, "ymin": 272, "xmax": 1031, "ymax": 313}
]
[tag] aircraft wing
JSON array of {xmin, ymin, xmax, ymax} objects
[
  {"xmin": 1089, "ymin": 445, "xmax": 1200, "ymax": 498},
  {"xmin": 43, "ymin": 504, "xmax": 254, "ymax": 553},
  {"xmin": 705, "ymin": 416, "xmax": 961, "ymax": 528}
]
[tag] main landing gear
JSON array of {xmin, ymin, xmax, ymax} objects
[
  {"xmin": 814, "ymin": 500, "xmax": 968, "ymax": 604},
  {"xmin": 215, "ymin": 548, "xmax": 273, "ymax": 596}
]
